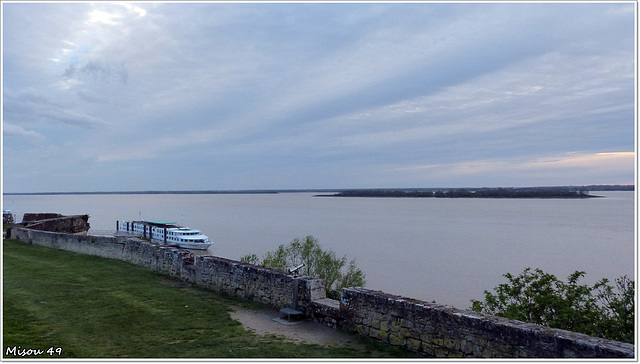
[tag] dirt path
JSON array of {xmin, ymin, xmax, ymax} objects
[
  {"xmin": 159, "ymin": 277, "xmax": 364, "ymax": 349},
  {"xmin": 229, "ymin": 306, "xmax": 365, "ymax": 349}
]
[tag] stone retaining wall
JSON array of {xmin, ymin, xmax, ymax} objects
[{"xmin": 6, "ymin": 225, "xmax": 634, "ymax": 358}]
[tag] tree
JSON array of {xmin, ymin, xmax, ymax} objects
[
  {"xmin": 240, "ymin": 235, "xmax": 366, "ymax": 299},
  {"xmin": 470, "ymin": 268, "xmax": 634, "ymax": 343}
]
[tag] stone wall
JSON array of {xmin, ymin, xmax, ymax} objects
[
  {"xmin": 188, "ymin": 255, "xmax": 325, "ymax": 312},
  {"xmin": 337, "ymin": 287, "xmax": 634, "ymax": 358},
  {"xmin": 6, "ymin": 227, "xmax": 324, "ymax": 314},
  {"xmin": 6, "ymin": 225, "xmax": 634, "ymax": 358}
]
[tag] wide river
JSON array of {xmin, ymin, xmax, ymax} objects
[{"xmin": 3, "ymin": 191, "xmax": 634, "ymax": 309}]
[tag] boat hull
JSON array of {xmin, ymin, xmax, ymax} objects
[
  {"xmin": 147, "ymin": 236, "xmax": 213, "ymax": 250},
  {"xmin": 176, "ymin": 242, "xmax": 213, "ymax": 250}
]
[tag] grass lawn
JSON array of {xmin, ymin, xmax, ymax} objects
[{"xmin": 3, "ymin": 238, "xmax": 412, "ymax": 358}]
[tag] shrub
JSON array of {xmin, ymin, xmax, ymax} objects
[
  {"xmin": 470, "ymin": 267, "xmax": 634, "ymax": 343},
  {"xmin": 240, "ymin": 236, "xmax": 366, "ymax": 298}
]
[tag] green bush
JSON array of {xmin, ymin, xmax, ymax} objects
[
  {"xmin": 241, "ymin": 236, "xmax": 365, "ymax": 298},
  {"xmin": 470, "ymin": 267, "xmax": 634, "ymax": 343}
]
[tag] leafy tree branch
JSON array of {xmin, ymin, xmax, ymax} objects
[
  {"xmin": 240, "ymin": 235, "xmax": 366, "ymax": 299},
  {"xmin": 470, "ymin": 267, "xmax": 634, "ymax": 343}
]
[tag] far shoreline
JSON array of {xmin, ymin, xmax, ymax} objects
[
  {"xmin": 2, "ymin": 184, "xmax": 633, "ymax": 196},
  {"xmin": 315, "ymin": 187, "xmax": 611, "ymax": 199}
]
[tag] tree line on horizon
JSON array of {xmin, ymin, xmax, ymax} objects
[{"xmin": 330, "ymin": 187, "xmax": 602, "ymax": 199}]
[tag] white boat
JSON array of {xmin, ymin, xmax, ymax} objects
[{"xmin": 116, "ymin": 220, "xmax": 213, "ymax": 250}]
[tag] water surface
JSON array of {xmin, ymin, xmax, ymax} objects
[{"xmin": 3, "ymin": 191, "xmax": 633, "ymax": 308}]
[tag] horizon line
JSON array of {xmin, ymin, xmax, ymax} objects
[{"xmin": 2, "ymin": 184, "xmax": 635, "ymax": 196}]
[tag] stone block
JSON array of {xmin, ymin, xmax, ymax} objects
[
  {"xmin": 379, "ymin": 320, "xmax": 390, "ymax": 331},
  {"xmin": 482, "ymin": 347, "xmax": 499, "ymax": 358},
  {"xmin": 434, "ymin": 347, "xmax": 449, "ymax": 358},
  {"xmin": 442, "ymin": 338, "xmax": 456, "ymax": 350},
  {"xmin": 371, "ymin": 318, "xmax": 381, "ymax": 330},
  {"xmin": 362, "ymin": 317, "xmax": 371, "ymax": 326},
  {"xmin": 400, "ymin": 318, "xmax": 413, "ymax": 328},
  {"xmin": 356, "ymin": 324, "xmax": 369, "ymax": 336},
  {"xmin": 398, "ymin": 327, "xmax": 412, "ymax": 339},
  {"xmin": 407, "ymin": 327, "xmax": 421, "ymax": 340},
  {"xmin": 407, "ymin": 338, "xmax": 421, "ymax": 351},
  {"xmin": 378, "ymin": 329, "xmax": 389, "ymax": 342},
  {"xmin": 460, "ymin": 339, "xmax": 474, "ymax": 355},
  {"xmin": 421, "ymin": 343, "xmax": 435, "ymax": 356},
  {"xmin": 389, "ymin": 333, "xmax": 405, "ymax": 347},
  {"xmin": 390, "ymin": 317, "xmax": 402, "ymax": 331},
  {"xmin": 419, "ymin": 332, "xmax": 434, "ymax": 343}
]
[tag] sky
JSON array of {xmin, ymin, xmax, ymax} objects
[{"xmin": 2, "ymin": 2, "xmax": 636, "ymax": 193}]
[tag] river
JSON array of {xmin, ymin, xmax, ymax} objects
[{"xmin": 3, "ymin": 191, "xmax": 634, "ymax": 309}]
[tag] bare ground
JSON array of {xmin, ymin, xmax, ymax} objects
[
  {"xmin": 158, "ymin": 278, "xmax": 366, "ymax": 349},
  {"xmin": 229, "ymin": 305, "xmax": 367, "ymax": 349}
]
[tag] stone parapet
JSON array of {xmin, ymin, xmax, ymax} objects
[
  {"xmin": 309, "ymin": 298, "xmax": 341, "ymax": 327},
  {"xmin": 339, "ymin": 287, "xmax": 634, "ymax": 358},
  {"xmin": 189, "ymin": 254, "xmax": 325, "ymax": 311}
]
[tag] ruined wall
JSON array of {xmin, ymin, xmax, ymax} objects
[
  {"xmin": 21, "ymin": 213, "xmax": 66, "ymax": 222},
  {"xmin": 16, "ymin": 213, "xmax": 90, "ymax": 234},
  {"xmin": 6, "ymin": 226, "xmax": 634, "ymax": 358}
]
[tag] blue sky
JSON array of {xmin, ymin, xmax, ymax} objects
[{"xmin": 2, "ymin": 2, "xmax": 636, "ymax": 192}]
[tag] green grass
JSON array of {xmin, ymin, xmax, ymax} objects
[{"xmin": 3, "ymin": 238, "xmax": 413, "ymax": 358}]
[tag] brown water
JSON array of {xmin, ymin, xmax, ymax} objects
[{"xmin": 3, "ymin": 191, "xmax": 634, "ymax": 309}]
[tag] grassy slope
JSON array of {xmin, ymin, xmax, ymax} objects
[{"xmin": 3, "ymin": 239, "xmax": 412, "ymax": 359}]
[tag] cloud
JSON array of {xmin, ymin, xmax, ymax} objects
[
  {"xmin": 43, "ymin": 108, "xmax": 109, "ymax": 128},
  {"xmin": 3, "ymin": 90, "xmax": 109, "ymax": 130},
  {"xmin": 255, "ymin": 4, "xmax": 587, "ymax": 128},
  {"xmin": 522, "ymin": 152, "xmax": 635, "ymax": 171},
  {"xmin": 1, "ymin": 2, "xmax": 635, "ymax": 192},
  {"xmin": 286, "ymin": 45, "xmax": 632, "ymax": 164},
  {"xmin": 387, "ymin": 152, "xmax": 635, "ymax": 185},
  {"xmin": 217, "ymin": 3, "xmax": 633, "ymax": 160},
  {"xmin": 95, "ymin": 126, "xmax": 233, "ymax": 162},
  {"xmin": 2, "ymin": 123, "xmax": 45, "ymax": 141},
  {"xmin": 63, "ymin": 61, "xmax": 129, "ymax": 85}
]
